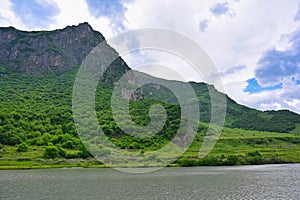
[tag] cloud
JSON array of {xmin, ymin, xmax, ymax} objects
[
  {"xmin": 86, "ymin": 0, "xmax": 132, "ymax": 32},
  {"xmin": 123, "ymin": 0, "xmax": 299, "ymax": 78},
  {"xmin": 294, "ymin": 2, "xmax": 300, "ymax": 21},
  {"xmin": 254, "ymin": 28, "xmax": 300, "ymax": 88},
  {"xmin": 48, "ymin": 0, "xmax": 116, "ymax": 39},
  {"xmin": 199, "ymin": 19, "xmax": 208, "ymax": 32},
  {"xmin": 10, "ymin": 0, "xmax": 60, "ymax": 29},
  {"xmin": 250, "ymin": 81, "xmax": 300, "ymax": 113},
  {"xmin": 0, "ymin": 0, "xmax": 26, "ymax": 29},
  {"xmin": 221, "ymin": 65, "xmax": 246, "ymax": 75},
  {"xmin": 241, "ymin": 25, "xmax": 300, "ymax": 113},
  {"xmin": 210, "ymin": 2, "xmax": 229, "ymax": 16}
]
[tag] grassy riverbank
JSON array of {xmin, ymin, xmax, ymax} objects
[{"xmin": 1, "ymin": 127, "xmax": 299, "ymax": 169}]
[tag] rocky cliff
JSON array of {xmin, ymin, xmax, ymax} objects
[{"xmin": 0, "ymin": 22, "xmax": 112, "ymax": 75}]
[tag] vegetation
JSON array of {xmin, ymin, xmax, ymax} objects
[
  {"xmin": 16, "ymin": 143, "xmax": 28, "ymax": 152},
  {"xmin": 43, "ymin": 146, "xmax": 59, "ymax": 159},
  {"xmin": 0, "ymin": 25, "xmax": 300, "ymax": 169}
]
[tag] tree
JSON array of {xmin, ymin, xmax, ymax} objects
[{"xmin": 43, "ymin": 146, "xmax": 59, "ymax": 159}]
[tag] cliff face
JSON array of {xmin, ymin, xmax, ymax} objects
[{"xmin": 0, "ymin": 22, "xmax": 107, "ymax": 75}]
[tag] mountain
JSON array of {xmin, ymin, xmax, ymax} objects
[
  {"xmin": 0, "ymin": 22, "xmax": 104, "ymax": 75},
  {"xmin": 0, "ymin": 23, "xmax": 299, "ymax": 168},
  {"xmin": 1, "ymin": 22, "xmax": 298, "ymax": 132}
]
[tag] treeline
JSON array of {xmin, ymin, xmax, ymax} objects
[
  {"xmin": 177, "ymin": 150, "xmax": 287, "ymax": 166},
  {"xmin": 226, "ymin": 107, "xmax": 300, "ymax": 133}
]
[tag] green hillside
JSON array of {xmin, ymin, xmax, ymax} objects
[
  {"xmin": 0, "ymin": 66, "xmax": 299, "ymax": 169},
  {"xmin": 0, "ymin": 24, "xmax": 300, "ymax": 169}
]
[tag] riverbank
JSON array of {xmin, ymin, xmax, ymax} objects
[
  {"xmin": 1, "ymin": 127, "xmax": 300, "ymax": 170},
  {"xmin": 0, "ymin": 158, "xmax": 106, "ymax": 170},
  {"xmin": 0, "ymin": 154, "xmax": 296, "ymax": 170}
]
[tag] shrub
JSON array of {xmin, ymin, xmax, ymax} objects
[
  {"xmin": 225, "ymin": 155, "xmax": 239, "ymax": 166},
  {"xmin": 198, "ymin": 156, "xmax": 221, "ymax": 166},
  {"xmin": 247, "ymin": 150, "xmax": 262, "ymax": 157},
  {"xmin": 16, "ymin": 143, "xmax": 28, "ymax": 152},
  {"xmin": 55, "ymin": 144, "xmax": 66, "ymax": 157},
  {"xmin": 78, "ymin": 150, "xmax": 92, "ymax": 159},
  {"xmin": 245, "ymin": 156, "xmax": 264, "ymax": 165},
  {"xmin": 62, "ymin": 140, "xmax": 75, "ymax": 149},
  {"xmin": 65, "ymin": 151, "xmax": 79, "ymax": 159},
  {"xmin": 43, "ymin": 146, "xmax": 59, "ymax": 159},
  {"xmin": 140, "ymin": 150, "xmax": 145, "ymax": 157},
  {"xmin": 178, "ymin": 158, "xmax": 198, "ymax": 166},
  {"xmin": 78, "ymin": 144, "xmax": 92, "ymax": 159},
  {"xmin": 245, "ymin": 150, "xmax": 263, "ymax": 164}
]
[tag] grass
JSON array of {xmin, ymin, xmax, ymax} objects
[
  {"xmin": 290, "ymin": 123, "xmax": 300, "ymax": 134},
  {"xmin": 1, "ymin": 126, "xmax": 300, "ymax": 169},
  {"xmin": 182, "ymin": 127, "xmax": 300, "ymax": 163}
]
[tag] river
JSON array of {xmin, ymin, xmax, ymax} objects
[{"xmin": 0, "ymin": 164, "xmax": 299, "ymax": 200}]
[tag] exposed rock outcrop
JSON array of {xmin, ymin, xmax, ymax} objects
[{"xmin": 0, "ymin": 23, "xmax": 107, "ymax": 75}]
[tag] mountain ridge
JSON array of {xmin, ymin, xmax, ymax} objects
[{"xmin": 0, "ymin": 23, "xmax": 299, "ymax": 134}]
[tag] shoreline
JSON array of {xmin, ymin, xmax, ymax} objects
[{"xmin": 0, "ymin": 158, "xmax": 295, "ymax": 170}]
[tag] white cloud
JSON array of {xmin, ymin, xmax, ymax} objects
[
  {"xmin": 50, "ymin": 0, "xmax": 114, "ymax": 37},
  {"xmin": 122, "ymin": 0, "xmax": 299, "ymax": 73},
  {"xmin": 0, "ymin": 0, "xmax": 115, "ymax": 38},
  {"xmin": 0, "ymin": 0, "xmax": 26, "ymax": 29}
]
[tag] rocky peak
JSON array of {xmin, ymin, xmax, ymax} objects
[{"xmin": 0, "ymin": 23, "xmax": 108, "ymax": 75}]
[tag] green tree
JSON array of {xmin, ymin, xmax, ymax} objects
[{"xmin": 43, "ymin": 146, "xmax": 59, "ymax": 159}]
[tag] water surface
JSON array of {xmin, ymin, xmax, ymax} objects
[{"xmin": 1, "ymin": 164, "xmax": 299, "ymax": 200}]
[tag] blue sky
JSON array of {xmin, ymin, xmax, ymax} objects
[
  {"xmin": 210, "ymin": 2, "xmax": 229, "ymax": 16},
  {"xmin": 0, "ymin": 0, "xmax": 300, "ymax": 114},
  {"xmin": 10, "ymin": 0, "xmax": 60, "ymax": 28},
  {"xmin": 244, "ymin": 78, "xmax": 283, "ymax": 93}
]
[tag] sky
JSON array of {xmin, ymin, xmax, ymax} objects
[{"xmin": 1, "ymin": 0, "xmax": 300, "ymax": 114}]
